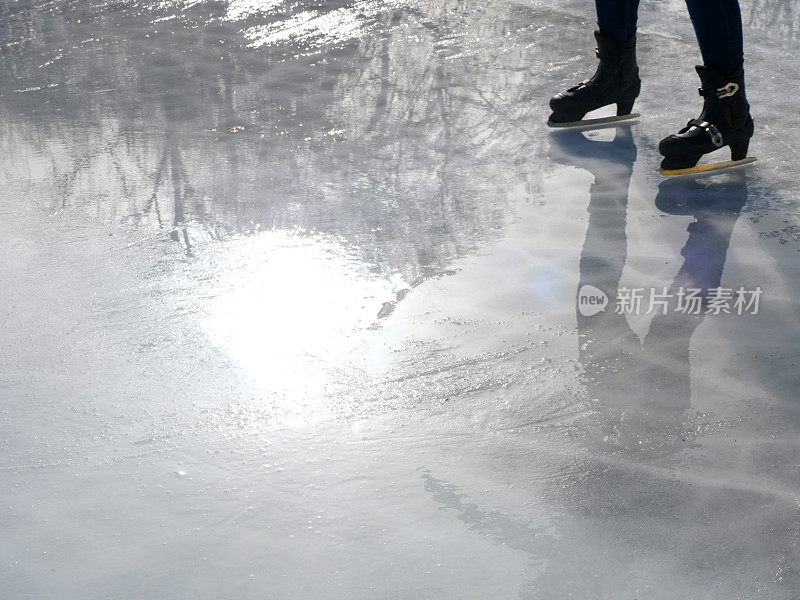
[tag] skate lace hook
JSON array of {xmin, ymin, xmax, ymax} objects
[{"xmin": 704, "ymin": 122, "xmax": 724, "ymax": 147}]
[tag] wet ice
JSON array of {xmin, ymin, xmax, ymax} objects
[{"xmin": 1, "ymin": 0, "xmax": 799, "ymax": 598}]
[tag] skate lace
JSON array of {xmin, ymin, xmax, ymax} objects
[{"xmin": 567, "ymin": 79, "xmax": 593, "ymax": 93}]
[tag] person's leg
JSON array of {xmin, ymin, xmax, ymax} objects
[
  {"xmin": 684, "ymin": 0, "xmax": 744, "ymax": 74},
  {"xmin": 595, "ymin": 0, "xmax": 640, "ymax": 44},
  {"xmin": 548, "ymin": 1, "xmax": 642, "ymax": 125},
  {"xmin": 658, "ymin": 0, "xmax": 751, "ymax": 173}
]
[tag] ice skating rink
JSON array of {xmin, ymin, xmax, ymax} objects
[{"xmin": 1, "ymin": 1, "xmax": 799, "ymax": 598}]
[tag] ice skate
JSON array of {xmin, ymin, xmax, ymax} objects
[
  {"xmin": 659, "ymin": 65, "xmax": 755, "ymax": 176},
  {"xmin": 548, "ymin": 31, "xmax": 641, "ymax": 129}
]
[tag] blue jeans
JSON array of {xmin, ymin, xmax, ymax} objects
[{"xmin": 595, "ymin": 0, "xmax": 744, "ymax": 74}]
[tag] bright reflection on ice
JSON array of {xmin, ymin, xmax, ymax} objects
[
  {"xmin": 156, "ymin": 0, "xmax": 205, "ymax": 11},
  {"xmin": 223, "ymin": 0, "xmax": 283, "ymax": 22},
  {"xmin": 199, "ymin": 230, "xmax": 395, "ymax": 424},
  {"xmin": 244, "ymin": 1, "xmax": 392, "ymax": 48}
]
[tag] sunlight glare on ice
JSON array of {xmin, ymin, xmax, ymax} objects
[{"xmin": 199, "ymin": 230, "xmax": 394, "ymax": 424}]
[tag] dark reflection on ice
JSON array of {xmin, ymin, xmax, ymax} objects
[
  {"xmin": 421, "ymin": 469, "xmax": 549, "ymax": 549},
  {"xmin": 553, "ymin": 127, "xmax": 749, "ymax": 453},
  {"xmin": 429, "ymin": 128, "xmax": 800, "ymax": 598}
]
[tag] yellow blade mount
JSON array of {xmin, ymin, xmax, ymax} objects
[{"xmin": 660, "ymin": 156, "xmax": 756, "ymax": 176}]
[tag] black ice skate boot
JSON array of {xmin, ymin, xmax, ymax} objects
[
  {"xmin": 659, "ymin": 65, "xmax": 755, "ymax": 175},
  {"xmin": 548, "ymin": 31, "xmax": 641, "ymax": 128}
]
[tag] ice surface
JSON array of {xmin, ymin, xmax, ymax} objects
[{"xmin": 1, "ymin": 0, "xmax": 799, "ymax": 598}]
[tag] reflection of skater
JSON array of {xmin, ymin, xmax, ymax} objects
[
  {"xmin": 549, "ymin": 127, "xmax": 747, "ymax": 449},
  {"xmin": 548, "ymin": 1, "xmax": 754, "ymax": 175}
]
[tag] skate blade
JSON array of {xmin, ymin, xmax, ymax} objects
[
  {"xmin": 547, "ymin": 113, "xmax": 640, "ymax": 131},
  {"xmin": 659, "ymin": 156, "xmax": 756, "ymax": 177}
]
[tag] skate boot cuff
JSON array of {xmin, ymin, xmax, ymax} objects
[
  {"xmin": 594, "ymin": 31, "xmax": 636, "ymax": 57},
  {"xmin": 695, "ymin": 65, "xmax": 744, "ymax": 96}
]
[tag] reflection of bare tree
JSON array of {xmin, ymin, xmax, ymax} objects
[
  {"xmin": 306, "ymin": 3, "xmax": 555, "ymax": 278},
  {"xmin": 1, "ymin": 0, "xmax": 797, "ymax": 274},
  {"xmin": 747, "ymin": 0, "xmax": 799, "ymax": 38},
  {"xmin": 0, "ymin": 0, "xmax": 553, "ymax": 280},
  {"xmin": 0, "ymin": 1, "xmax": 623, "ymax": 282}
]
